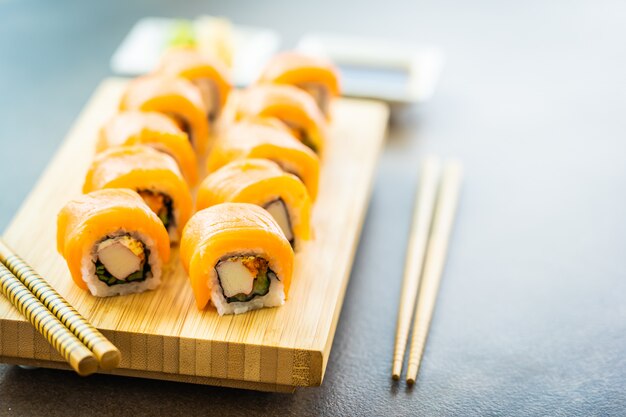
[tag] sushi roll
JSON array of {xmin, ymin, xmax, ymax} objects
[
  {"xmin": 196, "ymin": 158, "xmax": 312, "ymax": 247},
  {"xmin": 207, "ymin": 119, "xmax": 320, "ymax": 200},
  {"xmin": 180, "ymin": 203, "xmax": 293, "ymax": 315},
  {"xmin": 57, "ymin": 189, "xmax": 170, "ymax": 297},
  {"xmin": 157, "ymin": 47, "xmax": 232, "ymax": 124},
  {"xmin": 98, "ymin": 111, "xmax": 199, "ymax": 185},
  {"xmin": 119, "ymin": 75, "xmax": 210, "ymax": 154},
  {"xmin": 225, "ymin": 84, "xmax": 327, "ymax": 154},
  {"xmin": 258, "ymin": 51, "xmax": 340, "ymax": 119},
  {"xmin": 83, "ymin": 145, "xmax": 193, "ymax": 243}
]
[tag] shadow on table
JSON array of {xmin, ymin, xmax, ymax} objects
[{"xmin": 0, "ymin": 365, "xmax": 302, "ymax": 416}]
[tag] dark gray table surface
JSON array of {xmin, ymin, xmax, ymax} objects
[{"xmin": 1, "ymin": 0, "xmax": 625, "ymax": 415}]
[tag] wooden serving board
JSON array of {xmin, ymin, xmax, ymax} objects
[{"xmin": 0, "ymin": 78, "xmax": 388, "ymax": 392}]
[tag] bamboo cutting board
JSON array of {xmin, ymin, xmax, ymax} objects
[{"xmin": 0, "ymin": 78, "xmax": 389, "ymax": 392}]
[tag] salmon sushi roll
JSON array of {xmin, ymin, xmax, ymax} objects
[
  {"xmin": 119, "ymin": 75, "xmax": 210, "ymax": 154},
  {"xmin": 98, "ymin": 111, "xmax": 199, "ymax": 185},
  {"xmin": 197, "ymin": 159, "xmax": 312, "ymax": 247},
  {"xmin": 226, "ymin": 84, "xmax": 327, "ymax": 154},
  {"xmin": 83, "ymin": 145, "xmax": 193, "ymax": 243},
  {"xmin": 258, "ymin": 51, "xmax": 340, "ymax": 119},
  {"xmin": 180, "ymin": 203, "xmax": 293, "ymax": 315},
  {"xmin": 57, "ymin": 189, "xmax": 170, "ymax": 297},
  {"xmin": 157, "ymin": 47, "xmax": 232, "ymax": 124},
  {"xmin": 207, "ymin": 119, "xmax": 320, "ymax": 200}
]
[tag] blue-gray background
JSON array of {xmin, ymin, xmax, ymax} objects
[{"xmin": 1, "ymin": 0, "xmax": 625, "ymax": 415}]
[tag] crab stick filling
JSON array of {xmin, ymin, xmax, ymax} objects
[
  {"xmin": 298, "ymin": 82, "xmax": 330, "ymax": 117},
  {"xmin": 215, "ymin": 255, "xmax": 276, "ymax": 303},
  {"xmin": 263, "ymin": 198, "xmax": 294, "ymax": 244},
  {"xmin": 95, "ymin": 235, "xmax": 149, "ymax": 286}
]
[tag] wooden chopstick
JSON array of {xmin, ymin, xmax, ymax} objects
[
  {"xmin": 406, "ymin": 160, "xmax": 463, "ymax": 385},
  {"xmin": 0, "ymin": 262, "xmax": 98, "ymax": 376},
  {"xmin": 0, "ymin": 239, "xmax": 121, "ymax": 371},
  {"xmin": 392, "ymin": 156, "xmax": 441, "ymax": 379}
]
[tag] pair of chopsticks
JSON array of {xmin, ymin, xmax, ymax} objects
[
  {"xmin": 0, "ymin": 239, "xmax": 121, "ymax": 376},
  {"xmin": 392, "ymin": 156, "xmax": 463, "ymax": 385}
]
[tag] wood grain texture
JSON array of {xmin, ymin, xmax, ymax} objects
[
  {"xmin": 406, "ymin": 161, "xmax": 463, "ymax": 384},
  {"xmin": 0, "ymin": 239, "xmax": 121, "ymax": 370},
  {"xmin": 391, "ymin": 156, "xmax": 440, "ymax": 379},
  {"xmin": 0, "ymin": 263, "xmax": 98, "ymax": 376},
  {"xmin": 0, "ymin": 78, "xmax": 389, "ymax": 391}
]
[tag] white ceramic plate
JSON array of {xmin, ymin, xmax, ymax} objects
[
  {"xmin": 297, "ymin": 33, "xmax": 444, "ymax": 105},
  {"xmin": 110, "ymin": 17, "xmax": 280, "ymax": 87}
]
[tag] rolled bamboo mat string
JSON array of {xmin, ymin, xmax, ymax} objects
[
  {"xmin": 0, "ymin": 262, "xmax": 98, "ymax": 376},
  {"xmin": 0, "ymin": 238, "xmax": 121, "ymax": 370}
]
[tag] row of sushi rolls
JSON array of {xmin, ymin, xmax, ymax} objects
[{"xmin": 56, "ymin": 43, "xmax": 340, "ymax": 315}]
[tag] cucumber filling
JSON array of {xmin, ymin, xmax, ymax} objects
[
  {"xmin": 283, "ymin": 121, "xmax": 318, "ymax": 153},
  {"xmin": 215, "ymin": 256, "xmax": 277, "ymax": 303},
  {"xmin": 137, "ymin": 189, "xmax": 175, "ymax": 231},
  {"xmin": 94, "ymin": 235, "xmax": 151, "ymax": 287}
]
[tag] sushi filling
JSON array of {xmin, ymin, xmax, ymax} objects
[
  {"xmin": 271, "ymin": 160, "xmax": 305, "ymax": 187},
  {"xmin": 299, "ymin": 82, "xmax": 330, "ymax": 117},
  {"xmin": 215, "ymin": 256, "xmax": 277, "ymax": 303},
  {"xmin": 283, "ymin": 120, "xmax": 318, "ymax": 153},
  {"xmin": 263, "ymin": 198, "xmax": 295, "ymax": 245},
  {"xmin": 94, "ymin": 235, "xmax": 151, "ymax": 286},
  {"xmin": 193, "ymin": 78, "xmax": 221, "ymax": 122},
  {"xmin": 137, "ymin": 189, "xmax": 175, "ymax": 232},
  {"xmin": 167, "ymin": 113, "xmax": 194, "ymax": 145}
]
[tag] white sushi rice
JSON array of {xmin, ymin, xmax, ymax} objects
[
  {"xmin": 208, "ymin": 252, "xmax": 286, "ymax": 315},
  {"xmin": 168, "ymin": 207, "xmax": 180, "ymax": 244},
  {"xmin": 80, "ymin": 229, "xmax": 162, "ymax": 297}
]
